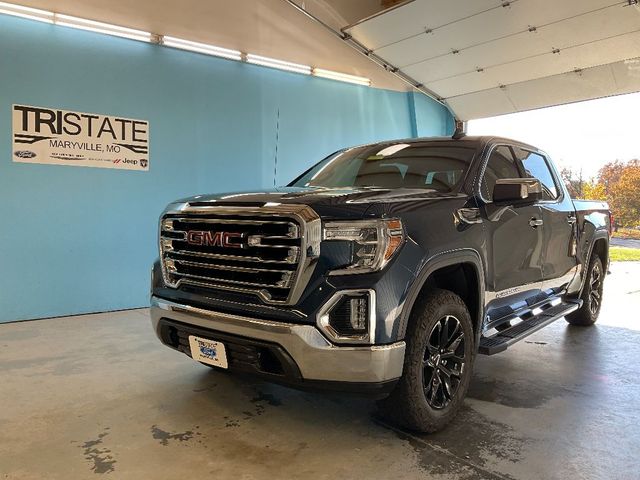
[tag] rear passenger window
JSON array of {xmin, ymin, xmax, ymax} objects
[
  {"xmin": 515, "ymin": 149, "xmax": 559, "ymax": 200},
  {"xmin": 481, "ymin": 146, "xmax": 520, "ymax": 201}
]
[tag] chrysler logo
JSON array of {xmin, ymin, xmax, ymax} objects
[{"xmin": 186, "ymin": 230, "xmax": 244, "ymax": 248}]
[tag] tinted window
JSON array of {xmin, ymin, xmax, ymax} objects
[
  {"xmin": 481, "ymin": 145, "xmax": 520, "ymax": 201},
  {"xmin": 290, "ymin": 142, "xmax": 476, "ymax": 192},
  {"xmin": 515, "ymin": 149, "xmax": 559, "ymax": 200}
]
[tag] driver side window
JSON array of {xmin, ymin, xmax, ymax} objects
[
  {"xmin": 481, "ymin": 145, "xmax": 521, "ymax": 202},
  {"xmin": 514, "ymin": 148, "xmax": 559, "ymax": 201}
]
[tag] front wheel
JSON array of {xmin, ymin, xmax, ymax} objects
[
  {"xmin": 566, "ymin": 255, "xmax": 605, "ymax": 326},
  {"xmin": 378, "ymin": 289, "xmax": 474, "ymax": 433}
]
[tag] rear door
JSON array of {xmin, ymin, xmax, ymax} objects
[
  {"xmin": 479, "ymin": 145, "xmax": 545, "ymax": 304},
  {"xmin": 514, "ymin": 148, "xmax": 578, "ymax": 292}
]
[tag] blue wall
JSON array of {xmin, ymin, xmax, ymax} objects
[{"xmin": 0, "ymin": 15, "xmax": 453, "ymax": 322}]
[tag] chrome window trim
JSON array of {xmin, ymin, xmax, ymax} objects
[
  {"xmin": 512, "ymin": 147, "xmax": 564, "ymax": 204},
  {"xmin": 476, "ymin": 143, "xmax": 522, "ymax": 204},
  {"xmin": 534, "ymin": 149, "xmax": 566, "ymax": 204},
  {"xmin": 477, "ymin": 143, "xmax": 564, "ymax": 205}
]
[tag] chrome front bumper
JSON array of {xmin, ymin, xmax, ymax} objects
[{"xmin": 150, "ymin": 296, "xmax": 405, "ymax": 384}]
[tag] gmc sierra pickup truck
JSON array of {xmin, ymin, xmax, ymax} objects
[{"xmin": 150, "ymin": 136, "xmax": 611, "ymax": 432}]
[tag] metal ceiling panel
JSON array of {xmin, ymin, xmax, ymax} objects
[
  {"xmin": 446, "ymin": 88, "xmax": 518, "ymax": 120},
  {"xmin": 345, "ymin": 0, "xmax": 502, "ymax": 51},
  {"xmin": 349, "ymin": 0, "xmax": 615, "ymax": 67},
  {"xmin": 448, "ymin": 59, "xmax": 640, "ymax": 119},
  {"xmin": 371, "ymin": 2, "xmax": 531, "ymax": 68},
  {"xmin": 402, "ymin": 3, "xmax": 638, "ymax": 84},
  {"xmin": 345, "ymin": 0, "xmax": 640, "ymax": 119},
  {"xmin": 427, "ymin": 31, "xmax": 640, "ymax": 98}
]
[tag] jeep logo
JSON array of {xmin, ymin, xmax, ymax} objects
[{"xmin": 186, "ymin": 231, "xmax": 244, "ymax": 248}]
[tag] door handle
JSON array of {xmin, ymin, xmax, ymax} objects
[{"xmin": 529, "ymin": 217, "xmax": 543, "ymax": 228}]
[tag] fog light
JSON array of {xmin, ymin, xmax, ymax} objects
[
  {"xmin": 349, "ymin": 297, "xmax": 368, "ymax": 331},
  {"xmin": 317, "ymin": 290, "xmax": 375, "ymax": 344}
]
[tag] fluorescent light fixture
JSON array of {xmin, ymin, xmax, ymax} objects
[
  {"xmin": 246, "ymin": 54, "xmax": 311, "ymax": 75},
  {"xmin": 162, "ymin": 36, "xmax": 241, "ymax": 61},
  {"xmin": 313, "ymin": 68, "xmax": 371, "ymax": 86},
  {"xmin": 0, "ymin": 2, "xmax": 54, "ymax": 23},
  {"xmin": 54, "ymin": 14, "xmax": 152, "ymax": 42}
]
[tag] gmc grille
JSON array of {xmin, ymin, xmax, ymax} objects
[{"xmin": 159, "ymin": 204, "xmax": 320, "ymax": 305}]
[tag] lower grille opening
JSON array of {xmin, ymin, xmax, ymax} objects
[
  {"xmin": 158, "ymin": 319, "xmax": 301, "ymax": 380},
  {"xmin": 257, "ymin": 347, "xmax": 284, "ymax": 375},
  {"xmin": 161, "ymin": 325, "xmax": 180, "ymax": 348}
]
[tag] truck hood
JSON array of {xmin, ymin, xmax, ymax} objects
[{"xmin": 169, "ymin": 186, "xmax": 466, "ymax": 219}]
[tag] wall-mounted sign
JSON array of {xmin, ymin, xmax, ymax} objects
[{"xmin": 12, "ymin": 104, "xmax": 149, "ymax": 171}]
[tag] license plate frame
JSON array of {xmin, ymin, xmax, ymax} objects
[{"xmin": 188, "ymin": 335, "xmax": 228, "ymax": 369}]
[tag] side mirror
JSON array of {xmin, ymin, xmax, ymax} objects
[{"xmin": 492, "ymin": 178, "xmax": 542, "ymax": 206}]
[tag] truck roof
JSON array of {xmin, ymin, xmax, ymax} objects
[{"xmin": 358, "ymin": 135, "xmax": 540, "ymax": 153}]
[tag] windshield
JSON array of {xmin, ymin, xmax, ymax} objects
[{"xmin": 289, "ymin": 142, "xmax": 477, "ymax": 192}]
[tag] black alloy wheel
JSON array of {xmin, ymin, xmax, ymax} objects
[
  {"xmin": 378, "ymin": 289, "xmax": 475, "ymax": 433},
  {"xmin": 588, "ymin": 260, "xmax": 603, "ymax": 315},
  {"xmin": 423, "ymin": 315, "xmax": 466, "ymax": 409},
  {"xmin": 566, "ymin": 255, "xmax": 605, "ymax": 326}
]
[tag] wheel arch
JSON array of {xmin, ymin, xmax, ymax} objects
[
  {"xmin": 397, "ymin": 249, "xmax": 485, "ymax": 346},
  {"xmin": 578, "ymin": 234, "xmax": 609, "ymax": 296},
  {"xmin": 591, "ymin": 236, "xmax": 609, "ymax": 266}
]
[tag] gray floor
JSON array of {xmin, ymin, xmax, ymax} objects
[{"xmin": 1, "ymin": 263, "xmax": 639, "ymax": 480}]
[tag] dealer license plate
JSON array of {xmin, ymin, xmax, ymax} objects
[{"xmin": 188, "ymin": 335, "xmax": 228, "ymax": 369}]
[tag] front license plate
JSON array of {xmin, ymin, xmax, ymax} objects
[{"xmin": 188, "ymin": 335, "xmax": 228, "ymax": 369}]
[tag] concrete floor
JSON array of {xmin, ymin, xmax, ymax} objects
[{"xmin": 1, "ymin": 263, "xmax": 639, "ymax": 480}]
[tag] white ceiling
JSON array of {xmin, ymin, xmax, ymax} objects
[
  {"xmin": 345, "ymin": 0, "xmax": 640, "ymax": 120},
  {"xmin": 9, "ymin": 0, "xmax": 408, "ymax": 91}
]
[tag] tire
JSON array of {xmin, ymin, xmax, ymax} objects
[
  {"xmin": 566, "ymin": 255, "xmax": 605, "ymax": 326},
  {"xmin": 378, "ymin": 289, "xmax": 475, "ymax": 433}
]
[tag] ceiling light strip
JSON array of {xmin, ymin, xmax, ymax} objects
[
  {"xmin": 162, "ymin": 36, "xmax": 242, "ymax": 60},
  {"xmin": 313, "ymin": 68, "xmax": 370, "ymax": 86},
  {"xmin": 0, "ymin": 2, "xmax": 377, "ymax": 88},
  {"xmin": 246, "ymin": 53, "xmax": 311, "ymax": 75},
  {"xmin": 54, "ymin": 14, "xmax": 152, "ymax": 42},
  {"xmin": 0, "ymin": 1, "xmax": 53, "ymax": 23}
]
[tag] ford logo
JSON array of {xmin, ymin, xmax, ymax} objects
[{"xmin": 14, "ymin": 150, "xmax": 37, "ymax": 159}]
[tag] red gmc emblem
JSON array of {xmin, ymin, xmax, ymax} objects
[{"xmin": 186, "ymin": 231, "xmax": 244, "ymax": 248}]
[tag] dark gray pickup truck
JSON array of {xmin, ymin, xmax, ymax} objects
[{"xmin": 150, "ymin": 135, "xmax": 611, "ymax": 432}]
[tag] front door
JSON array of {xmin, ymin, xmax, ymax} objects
[
  {"xmin": 478, "ymin": 145, "xmax": 545, "ymax": 309},
  {"xmin": 515, "ymin": 148, "xmax": 578, "ymax": 291}
]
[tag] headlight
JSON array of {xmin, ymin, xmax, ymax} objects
[{"xmin": 323, "ymin": 218, "xmax": 404, "ymax": 274}]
